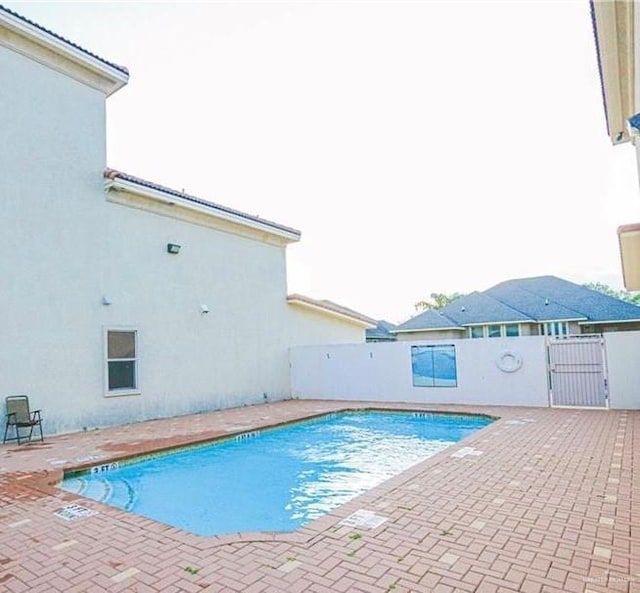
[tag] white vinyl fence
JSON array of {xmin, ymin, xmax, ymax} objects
[
  {"xmin": 289, "ymin": 331, "xmax": 640, "ymax": 410},
  {"xmin": 604, "ymin": 330, "xmax": 640, "ymax": 409},
  {"xmin": 290, "ymin": 336, "xmax": 550, "ymax": 407}
]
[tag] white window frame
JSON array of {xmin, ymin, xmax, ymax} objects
[
  {"xmin": 504, "ymin": 323, "xmax": 520, "ymax": 337},
  {"xmin": 104, "ymin": 327, "xmax": 140, "ymax": 397},
  {"xmin": 469, "ymin": 324, "xmax": 521, "ymax": 338},
  {"xmin": 468, "ymin": 326, "xmax": 485, "ymax": 339},
  {"xmin": 540, "ymin": 322, "xmax": 569, "ymax": 336},
  {"xmin": 487, "ymin": 324, "xmax": 502, "ymax": 338}
]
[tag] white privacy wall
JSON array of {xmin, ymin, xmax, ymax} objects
[
  {"xmin": 604, "ymin": 331, "xmax": 640, "ymax": 409},
  {"xmin": 290, "ymin": 337, "xmax": 550, "ymax": 407}
]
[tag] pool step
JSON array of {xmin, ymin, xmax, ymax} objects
[{"xmin": 61, "ymin": 476, "xmax": 137, "ymax": 511}]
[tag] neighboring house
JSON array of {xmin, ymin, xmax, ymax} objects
[
  {"xmin": 287, "ymin": 294, "xmax": 376, "ymax": 346},
  {"xmin": 366, "ymin": 320, "xmax": 398, "ymax": 342},
  {"xmin": 589, "ymin": 1, "xmax": 640, "ymax": 289},
  {"xmin": 394, "ymin": 276, "xmax": 640, "ymax": 340},
  {"xmin": 0, "ymin": 6, "xmax": 370, "ymax": 434}
]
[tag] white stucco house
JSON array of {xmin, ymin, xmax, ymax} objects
[
  {"xmin": 0, "ymin": 6, "xmax": 374, "ymax": 434},
  {"xmin": 589, "ymin": 0, "xmax": 640, "ymax": 289}
]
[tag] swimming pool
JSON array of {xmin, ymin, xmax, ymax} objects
[{"xmin": 60, "ymin": 411, "xmax": 492, "ymax": 536}]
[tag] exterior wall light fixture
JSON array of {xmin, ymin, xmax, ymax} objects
[{"xmin": 167, "ymin": 243, "xmax": 181, "ymax": 254}]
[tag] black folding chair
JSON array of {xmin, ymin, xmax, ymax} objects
[{"xmin": 3, "ymin": 395, "xmax": 44, "ymax": 445}]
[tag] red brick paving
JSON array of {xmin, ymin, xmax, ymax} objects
[{"xmin": 0, "ymin": 401, "xmax": 638, "ymax": 592}]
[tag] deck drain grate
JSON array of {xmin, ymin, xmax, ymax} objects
[
  {"xmin": 54, "ymin": 504, "xmax": 98, "ymax": 521},
  {"xmin": 339, "ymin": 509, "xmax": 388, "ymax": 529}
]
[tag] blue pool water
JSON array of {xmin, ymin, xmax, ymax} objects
[{"xmin": 60, "ymin": 411, "xmax": 492, "ymax": 536}]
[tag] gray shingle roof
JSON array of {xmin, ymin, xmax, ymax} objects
[
  {"xmin": 394, "ymin": 308, "xmax": 464, "ymax": 332},
  {"xmin": 438, "ymin": 292, "xmax": 534, "ymax": 325},
  {"xmin": 485, "ymin": 282, "xmax": 586, "ymax": 322},
  {"xmin": 366, "ymin": 320, "xmax": 398, "ymax": 340},
  {"xmin": 492, "ymin": 276, "xmax": 640, "ymax": 323},
  {"xmin": 395, "ymin": 275, "xmax": 640, "ymax": 332}
]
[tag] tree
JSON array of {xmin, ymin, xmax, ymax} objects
[
  {"xmin": 583, "ymin": 282, "xmax": 640, "ymax": 305},
  {"xmin": 415, "ymin": 292, "xmax": 465, "ymax": 312}
]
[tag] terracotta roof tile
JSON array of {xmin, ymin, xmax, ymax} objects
[
  {"xmin": 0, "ymin": 4, "xmax": 129, "ymax": 75},
  {"xmin": 287, "ymin": 294, "xmax": 376, "ymax": 326},
  {"xmin": 105, "ymin": 168, "xmax": 301, "ymax": 238}
]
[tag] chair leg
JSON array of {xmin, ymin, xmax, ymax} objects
[
  {"xmin": 2, "ymin": 422, "xmax": 9, "ymax": 444},
  {"xmin": 37, "ymin": 421, "xmax": 43, "ymax": 443}
]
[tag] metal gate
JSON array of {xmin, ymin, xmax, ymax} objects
[{"xmin": 547, "ymin": 336, "xmax": 608, "ymax": 408}]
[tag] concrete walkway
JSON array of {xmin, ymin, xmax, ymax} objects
[{"xmin": 0, "ymin": 401, "xmax": 638, "ymax": 593}]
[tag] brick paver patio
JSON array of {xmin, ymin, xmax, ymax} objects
[{"xmin": 0, "ymin": 400, "xmax": 638, "ymax": 593}]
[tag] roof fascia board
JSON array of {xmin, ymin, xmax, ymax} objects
[
  {"xmin": 461, "ymin": 320, "xmax": 533, "ymax": 327},
  {"xmin": 592, "ymin": 0, "xmax": 635, "ymax": 144},
  {"xmin": 395, "ymin": 317, "xmax": 590, "ymax": 332},
  {"xmin": 287, "ymin": 299, "xmax": 375, "ymax": 328},
  {"xmin": 462, "ymin": 318, "xmax": 586, "ymax": 325},
  {"xmin": 106, "ymin": 178, "xmax": 300, "ymax": 244},
  {"xmin": 0, "ymin": 10, "xmax": 128, "ymax": 96},
  {"xmin": 578, "ymin": 318, "xmax": 640, "ymax": 325},
  {"xmin": 392, "ymin": 327, "xmax": 465, "ymax": 333},
  {"xmin": 536, "ymin": 317, "xmax": 588, "ymax": 323}
]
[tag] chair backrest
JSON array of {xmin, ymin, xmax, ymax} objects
[{"xmin": 6, "ymin": 396, "xmax": 31, "ymax": 424}]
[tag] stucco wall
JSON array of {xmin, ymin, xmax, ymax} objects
[
  {"xmin": 604, "ymin": 331, "xmax": 640, "ymax": 409},
  {"xmin": 520, "ymin": 324, "xmax": 537, "ymax": 336},
  {"xmin": 395, "ymin": 330, "xmax": 465, "ymax": 341},
  {"xmin": 582, "ymin": 322, "xmax": 640, "ymax": 334},
  {"xmin": 290, "ymin": 336, "xmax": 550, "ymax": 407},
  {"xmin": 287, "ymin": 306, "xmax": 366, "ymax": 347},
  {"xmin": 0, "ymin": 46, "xmax": 302, "ymax": 433},
  {"xmin": 567, "ymin": 322, "xmax": 581, "ymax": 334},
  {"xmin": 1, "ymin": 42, "xmax": 378, "ymax": 435}
]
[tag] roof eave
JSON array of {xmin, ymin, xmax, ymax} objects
[
  {"xmin": 591, "ymin": 0, "xmax": 635, "ymax": 145},
  {"xmin": 578, "ymin": 318, "xmax": 640, "ymax": 325},
  {"xmin": 461, "ymin": 320, "xmax": 532, "ymax": 327},
  {"xmin": 105, "ymin": 177, "xmax": 301, "ymax": 243},
  {"xmin": 287, "ymin": 297, "xmax": 376, "ymax": 328},
  {"xmin": 0, "ymin": 8, "xmax": 129, "ymax": 96},
  {"xmin": 392, "ymin": 327, "xmax": 465, "ymax": 334},
  {"xmin": 537, "ymin": 317, "xmax": 588, "ymax": 323}
]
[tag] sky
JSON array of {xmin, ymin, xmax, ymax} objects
[{"xmin": 5, "ymin": 0, "xmax": 640, "ymax": 323}]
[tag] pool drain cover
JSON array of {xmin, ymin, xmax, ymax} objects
[
  {"xmin": 54, "ymin": 504, "xmax": 98, "ymax": 521},
  {"xmin": 339, "ymin": 509, "xmax": 387, "ymax": 529}
]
